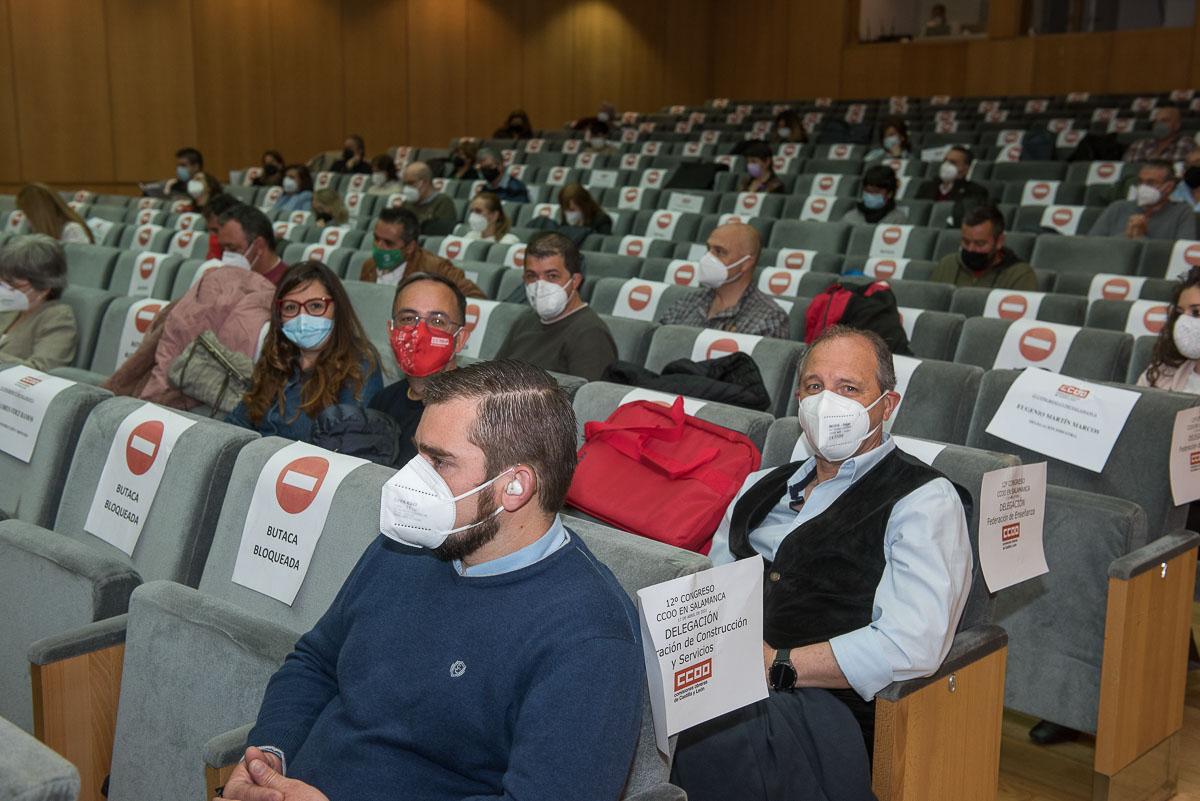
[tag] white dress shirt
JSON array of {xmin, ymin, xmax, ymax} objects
[{"xmin": 708, "ymin": 437, "xmax": 972, "ymax": 701}]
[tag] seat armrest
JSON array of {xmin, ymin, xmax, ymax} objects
[
  {"xmin": 0, "ymin": 715, "xmax": 80, "ymax": 801},
  {"xmin": 623, "ymin": 785, "xmax": 688, "ymax": 801},
  {"xmin": 875, "ymin": 624, "xmax": 1008, "ymax": 703},
  {"xmin": 28, "ymin": 614, "xmax": 129, "ymax": 666},
  {"xmin": 204, "ymin": 723, "xmax": 254, "ymax": 770},
  {"xmin": 1108, "ymin": 530, "xmax": 1200, "ymax": 580}
]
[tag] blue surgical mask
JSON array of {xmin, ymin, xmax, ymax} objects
[
  {"xmin": 176, "ymin": 165, "xmax": 190, "ymax": 182},
  {"xmin": 862, "ymin": 191, "xmax": 887, "ymax": 210},
  {"xmin": 281, "ymin": 314, "xmax": 334, "ymax": 350}
]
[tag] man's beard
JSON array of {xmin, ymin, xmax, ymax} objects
[{"xmin": 433, "ymin": 490, "xmax": 502, "ymax": 562}]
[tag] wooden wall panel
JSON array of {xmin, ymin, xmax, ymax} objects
[
  {"xmin": 343, "ymin": 0, "xmax": 411, "ymax": 154},
  {"xmin": 785, "ymin": 1, "xmax": 848, "ymax": 100},
  {"xmin": 269, "ymin": 0, "xmax": 345, "ymax": 165},
  {"xmin": 710, "ymin": 0, "xmax": 789, "ymax": 101},
  {"xmin": 105, "ymin": 0, "xmax": 198, "ymax": 183},
  {"xmin": 463, "ymin": 1, "xmax": 523, "ymax": 140},
  {"xmin": 406, "ymin": 0, "xmax": 468, "ymax": 147},
  {"xmin": 1031, "ymin": 32, "xmax": 1114, "ymax": 95},
  {"xmin": 9, "ymin": 0, "xmax": 114, "ymax": 183},
  {"xmin": 662, "ymin": 0, "xmax": 713, "ymax": 107},
  {"xmin": 1106, "ymin": 28, "xmax": 1193, "ymax": 94},
  {"xmin": 191, "ymin": 0, "xmax": 276, "ymax": 181},
  {"xmin": 840, "ymin": 44, "xmax": 905, "ymax": 99},
  {"xmin": 964, "ymin": 38, "xmax": 1035, "ymax": 96},
  {"xmin": 520, "ymin": 0, "xmax": 574, "ymax": 138},
  {"xmin": 0, "ymin": 0, "xmax": 22, "ymax": 182}
]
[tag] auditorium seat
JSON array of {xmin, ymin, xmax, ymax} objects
[
  {"xmin": 588, "ymin": 277, "xmax": 701, "ymax": 322},
  {"xmin": 1084, "ymin": 298, "xmax": 1172, "ymax": 335},
  {"xmin": 51, "ymin": 296, "xmax": 167, "ymax": 384},
  {"xmin": 953, "ymin": 318, "xmax": 1131, "ymax": 381},
  {"xmin": 1029, "ymin": 235, "xmax": 1140, "ymax": 276},
  {"xmin": 644, "ymin": 325, "xmax": 804, "ymax": 417},
  {"xmin": 108, "ymin": 251, "xmax": 183, "ymax": 299},
  {"xmin": 282, "ymin": 242, "xmax": 352, "ymax": 277},
  {"xmin": 2, "ymin": 397, "xmax": 254, "ymax": 732},
  {"xmin": 63, "ymin": 243, "xmax": 120, "ymax": 291},
  {"xmin": 902, "ymin": 308, "xmax": 966, "ymax": 360},
  {"xmin": 59, "ymin": 286, "xmax": 118, "ymax": 370},
  {"xmin": 572, "ymin": 380, "xmax": 774, "ymax": 450},
  {"xmin": 1125, "ymin": 335, "xmax": 1155, "ymax": 384},
  {"xmin": 995, "ymin": 486, "xmax": 1197, "ymax": 796},
  {"xmin": 932, "ymin": 228, "xmax": 1038, "ymax": 263},
  {"xmin": 949, "ymin": 287, "xmax": 1088, "ymax": 325},
  {"xmin": 599, "ymin": 314, "xmax": 658, "ymax": 364},
  {"xmin": 768, "ymin": 220, "xmax": 853, "ymax": 254},
  {"xmin": 845, "ymin": 224, "xmax": 939, "ymax": 260},
  {"xmin": 1135, "ymin": 238, "xmax": 1191, "ymax": 279},
  {"xmin": 1012, "ymin": 205, "xmax": 1102, "ymax": 235},
  {"xmin": 0, "ymin": 714, "xmax": 79, "ymax": 801}
]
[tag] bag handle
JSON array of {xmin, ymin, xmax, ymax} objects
[
  {"xmin": 584, "ymin": 398, "xmax": 724, "ymax": 479},
  {"xmin": 583, "ymin": 396, "xmax": 687, "ymax": 444}
]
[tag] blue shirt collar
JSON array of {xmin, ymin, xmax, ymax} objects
[
  {"xmin": 453, "ymin": 515, "xmax": 570, "ymax": 577},
  {"xmin": 789, "ymin": 436, "xmax": 896, "ymax": 495}
]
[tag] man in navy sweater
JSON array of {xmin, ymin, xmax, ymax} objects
[{"xmin": 222, "ymin": 360, "xmax": 645, "ymax": 801}]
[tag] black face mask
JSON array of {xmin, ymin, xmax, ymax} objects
[
  {"xmin": 1185, "ymin": 166, "xmax": 1200, "ymax": 190},
  {"xmin": 960, "ymin": 248, "xmax": 991, "ymax": 271},
  {"xmin": 480, "ymin": 166, "xmax": 501, "ymax": 182},
  {"xmin": 342, "ymin": 147, "xmax": 354, "ymax": 160},
  {"xmin": 452, "ymin": 156, "xmax": 466, "ymax": 169},
  {"xmin": 315, "ymin": 212, "xmax": 333, "ymax": 224},
  {"xmin": 263, "ymin": 163, "xmax": 279, "ymax": 176}
]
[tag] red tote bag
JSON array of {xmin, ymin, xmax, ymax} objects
[{"xmin": 566, "ymin": 397, "xmax": 761, "ymax": 553}]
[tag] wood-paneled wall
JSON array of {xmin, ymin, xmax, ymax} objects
[
  {"xmin": 0, "ymin": 0, "xmax": 713, "ymax": 192},
  {"xmin": 5, "ymin": 0, "xmax": 1200, "ymax": 192}
]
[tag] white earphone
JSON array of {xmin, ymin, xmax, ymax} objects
[{"xmin": 505, "ymin": 478, "xmax": 524, "ymax": 496}]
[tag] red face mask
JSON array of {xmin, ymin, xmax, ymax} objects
[
  {"xmin": 389, "ymin": 321, "xmax": 456, "ymax": 377},
  {"xmin": 206, "ymin": 233, "xmax": 221, "ymax": 260}
]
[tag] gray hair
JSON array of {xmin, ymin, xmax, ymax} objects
[
  {"xmin": 799, "ymin": 324, "xmax": 896, "ymax": 393},
  {"xmin": 406, "ymin": 161, "xmax": 433, "ymax": 183},
  {"xmin": 0, "ymin": 234, "xmax": 68, "ymax": 299},
  {"xmin": 477, "ymin": 147, "xmax": 501, "ymax": 164}
]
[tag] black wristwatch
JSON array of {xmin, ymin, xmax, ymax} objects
[{"xmin": 768, "ymin": 649, "xmax": 796, "ymax": 691}]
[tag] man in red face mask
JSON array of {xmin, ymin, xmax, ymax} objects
[{"xmin": 368, "ymin": 272, "xmax": 471, "ymax": 465}]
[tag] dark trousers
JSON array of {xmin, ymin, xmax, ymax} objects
[{"xmin": 670, "ymin": 688, "xmax": 877, "ymax": 801}]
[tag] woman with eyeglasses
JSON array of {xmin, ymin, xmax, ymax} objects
[
  {"xmin": 227, "ymin": 260, "xmax": 382, "ymax": 441},
  {"xmin": 367, "ymin": 272, "xmax": 470, "ymax": 465}
]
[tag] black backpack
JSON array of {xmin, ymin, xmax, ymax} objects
[
  {"xmin": 311, "ymin": 404, "xmax": 402, "ymax": 468},
  {"xmin": 805, "ymin": 281, "xmax": 912, "ymax": 356}
]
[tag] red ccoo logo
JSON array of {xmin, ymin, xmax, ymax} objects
[
  {"xmin": 1001, "ymin": 522, "xmax": 1020, "ymax": 543},
  {"xmin": 1190, "ymin": 451, "xmax": 1200, "ymax": 467},
  {"xmin": 673, "ymin": 659, "xmax": 712, "ymax": 692},
  {"xmin": 1057, "ymin": 384, "xmax": 1090, "ymax": 399}
]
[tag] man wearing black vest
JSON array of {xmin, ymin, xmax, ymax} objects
[{"xmin": 671, "ymin": 326, "xmax": 972, "ymax": 801}]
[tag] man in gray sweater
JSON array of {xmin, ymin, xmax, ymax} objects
[{"xmin": 1089, "ymin": 159, "xmax": 1197, "ymax": 241}]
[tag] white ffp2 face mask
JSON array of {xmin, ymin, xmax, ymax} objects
[
  {"xmin": 0, "ymin": 282, "xmax": 30, "ymax": 312},
  {"xmin": 222, "ymin": 247, "xmax": 253, "ymax": 270},
  {"xmin": 1174, "ymin": 313, "xmax": 1200, "ymax": 359},
  {"xmin": 697, "ymin": 251, "xmax": 749, "ymax": 289},
  {"xmin": 401, "ymin": 185, "xmax": 421, "ymax": 204},
  {"xmin": 379, "ymin": 456, "xmax": 513, "ymax": 549},
  {"xmin": 938, "ymin": 161, "xmax": 959, "ymax": 183},
  {"xmin": 525, "ymin": 278, "xmax": 572, "ymax": 320},
  {"xmin": 1135, "ymin": 183, "xmax": 1163, "ymax": 208},
  {"xmin": 798, "ymin": 390, "xmax": 887, "ymax": 462},
  {"xmin": 467, "ymin": 212, "xmax": 488, "ymax": 233}
]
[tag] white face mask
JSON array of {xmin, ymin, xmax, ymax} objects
[
  {"xmin": 1174, "ymin": 313, "xmax": 1200, "ymax": 359},
  {"xmin": 597, "ymin": 111, "xmax": 611, "ymax": 123},
  {"xmin": 282, "ymin": 176, "xmax": 299, "ymax": 194},
  {"xmin": 467, "ymin": 211, "xmax": 488, "ymax": 233},
  {"xmin": 938, "ymin": 161, "xmax": 960, "ymax": 183},
  {"xmin": 525, "ymin": 278, "xmax": 572, "ymax": 320},
  {"xmin": 0, "ymin": 282, "xmax": 30, "ymax": 312},
  {"xmin": 401, "ymin": 185, "xmax": 421, "ymax": 204},
  {"xmin": 370, "ymin": 171, "xmax": 387, "ymax": 187},
  {"xmin": 778, "ymin": 126, "xmax": 792, "ymax": 139},
  {"xmin": 564, "ymin": 209, "xmax": 583, "ymax": 226},
  {"xmin": 222, "ymin": 245, "xmax": 253, "ymax": 271},
  {"xmin": 798, "ymin": 390, "xmax": 887, "ymax": 463},
  {"xmin": 187, "ymin": 179, "xmax": 205, "ymax": 199},
  {"xmin": 1135, "ymin": 183, "xmax": 1163, "ymax": 207},
  {"xmin": 697, "ymin": 251, "xmax": 749, "ymax": 289},
  {"xmin": 379, "ymin": 456, "xmax": 513, "ymax": 549},
  {"xmin": 883, "ymin": 134, "xmax": 901, "ymax": 151}
]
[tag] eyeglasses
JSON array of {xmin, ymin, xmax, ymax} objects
[
  {"xmin": 390, "ymin": 312, "xmax": 462, "ymax": 333},
  {"xmin": 278, "ymin": 297, "xmax": 334, "ymax": 318}
]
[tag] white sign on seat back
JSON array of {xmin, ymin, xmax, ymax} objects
[
  {"xmin": 775, "ymin": 249, "xmax": 817, "ymax": 271},
  {"xmin": 646, "ymin": 210, "xmax": 682, "ymax": 241},
  {"xmin": 614, "ymin": 280, "xmax": 670, "ymax": 321},
  {"xmin": 897, "ymin": 306, "xmax": 924, "ymax": 341},
  {"xmin": 618, "ymin": 187, "xmax": 644, "ymax": 210},
  {"xmin": 640, "ymin": 169, "xmax": 667, "ymax": 189},
  {"xmin": 756, "ymin": 268, "xmax": 803, "ymax": 298},
  {"xmin": 827, "ymin": 143, "xmax": 854, "ymax": 160},
  {"xmin": 1107, "ymin": 118, "xmax": 1136, "ymax": 134},
  {"xmin": 588, "ymin": 169, "xmax": 619, "ymax": 189},
  {"xmin": 869, "ymin": 224, "xmax": 913, "ymax": 258},
  {"xmin": 667, "ymin": 193, "xmax": 705, "ymax": 215},
  {"xmin": 1020, "ymin": 180, "xmax": 1060, "ymax": 206},
  {"xmin": 117, "ymin": 298, "xmax": 166, "ymax": 363},
  {"xmin": 438, "ymin": 236, "xmax": 469, "ymax": 261},
  {"xmin": 993, "ymin": 319, "xmax": 1080, "ymax": 373},
  {"xmin": 884, "ymin": 354, "xmax": 922, "ymax": 432},
  {"xmin": 301, "ymin": 243, "xmax": 338, "ymax": 264},
  {"xmin": 777, "ymin": 142, "xmax": 803, "ymax": 159},
  {"xmin": 621, "ymin": 153, "xmax": 644, "ymax": 171},
  {"xmin": 231, "ymin": 442, "xmax": 367, "ymax": 605},
  {"xmin": 502, "ymin": 244, "xmax": 527, "ymax": 269},
  {"xmin": 83, "ymin": 404, "xmax": 196, "ymax": 556},
  {"xmin": 983, "ymin": 289, "xmax": 1046, "ymax": 321},
  {"xmin": 167, "ymin": 230, "xmax": 199, "ymax": 258},
  {"xmin": 1087, "ymin": 274, "xmax": 1148, "ymax": 302},
  {"xmin": 1040, "ymin": 205, "xmax": 1085, "ymax": 236},
  {"xmin": 1166, "ymin": 239, "xmax": 1200, "ymax": 278},
  {"xmin": 546, "ymin": 166, "xmax": 570, "ymax": 186},
  {"xmin": 1055, "ymin": 130, "xmax": 1084, "ymax": 150},
  {"xmin": 343, "ymin": 190, "xmax": 365, "ymax": 217},
  {"xmin": 1047, "ymin": 118, "xmax": 1073, "ymax": 133},
  {"xmin": 1170, "ymin": 408, "xmax": 1200, "ymax": 504},
  {"xmin": 893, "ymin": 435, "xmax": 947, "ymax": 465},
  {"xmin": 319, "ymin": 226, "xmax": 350, "ymax": 248},
  {"xmin": 978, "ymin": 462, "xmax": 1049, "ymax": 592},
  {"xmin": 131, "ymin": 223, "xmax": 163, "ymax": 252},
  {"xmin": 574, "ymin": 151, "xmax": 597, "ymax": 169},
  {"xmin": 621, "ymin": 387, "xmax": 707, "ymax": 415},
  {"xmin": 1025, "ymin": 99, "xmax": 1049, "ymax": 113},
  {"xmin": 920, "ymin": 145, "xmax": 950, "ymax": 163},
  {"xmin": 620, "ymin": 236, "xmax": 651, "ymax": 258},
  {"xmin": 561, "ymin": 139, "xmax": 581, "ymax": 155},
  {"xmin": 985, "ymin": 367, "xmax": 1139, "ymax": 472},
  {"xmin": 995, "ymin": 130, "xmax": 1025, "ymax": 147},
  {"xmin": 313, "ymin": 171, "xmax": 335, "ymax": 190},
  {"xmin": 531, "ymin": 203, "xmax": 560, "ymax": 222},
  {"xmin": 524, "ymin": 138, "xmax": 545, "ymax": 153},
  {"xmin": 86, "ymin": 217, "xmax": 113, "ymax": 244},
  {"xmin": 135, "ymin": 208, "xmax": 161, "ymax": 226},
  {"xmin": 689, "ymin": 329, "xmax": 762, "ymax": 362},
  {"xmin": 1124, "ymin": 299, "xmax": 1171, "ymax": 337},
  {"xmin": 985, "ymin": 109, "xmax": 1009, "ymax": 123},
  {"xmin": 273, "ymin": 221, "xmax": 297, "ymax": 242},
  {"xmin": 800, "ymin": 195, "xmax": 834, "ymax": 221},
  {"xmin": 810, "ymin": 174, "xmax": 841, "ymax": 197},
  {"xmin": 718, "ymin": 213, "xmax": 756, "ymax": 227},
  {"xmin": 0, "ymin": 367, "xmax": 76, "ymax": 462},
  {"xmin": 460, "ymin": 299, "xmax": 500, "ymax": 359},
  {"xmin": 863, "ymin": 257, "xmax": 909, "ymax": 280},
  {"xmin": 1091, "ymin": 107, "xmax": 1117, "ymax": 123},
  {"xmin": 735, "ymin": 193, "xmax": 766, "ymax": 217},
  {"xmin": 128, "ymin": 252, "xmax": 168, "ymax": 296},
  {"xmin": 995, "ymin": 145, "xmax": 1023, "ymax": 163},
  {"xmin": 772, "ymin": 155, "xmax": 795, "ymax": 175},
  {"xmin": 665, "ymin": 260, "xmax": 699, "ymax": 286},
  {"xmin": 1086, "ymin": 161, "xmax": 1123, "ymax": 185}
]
